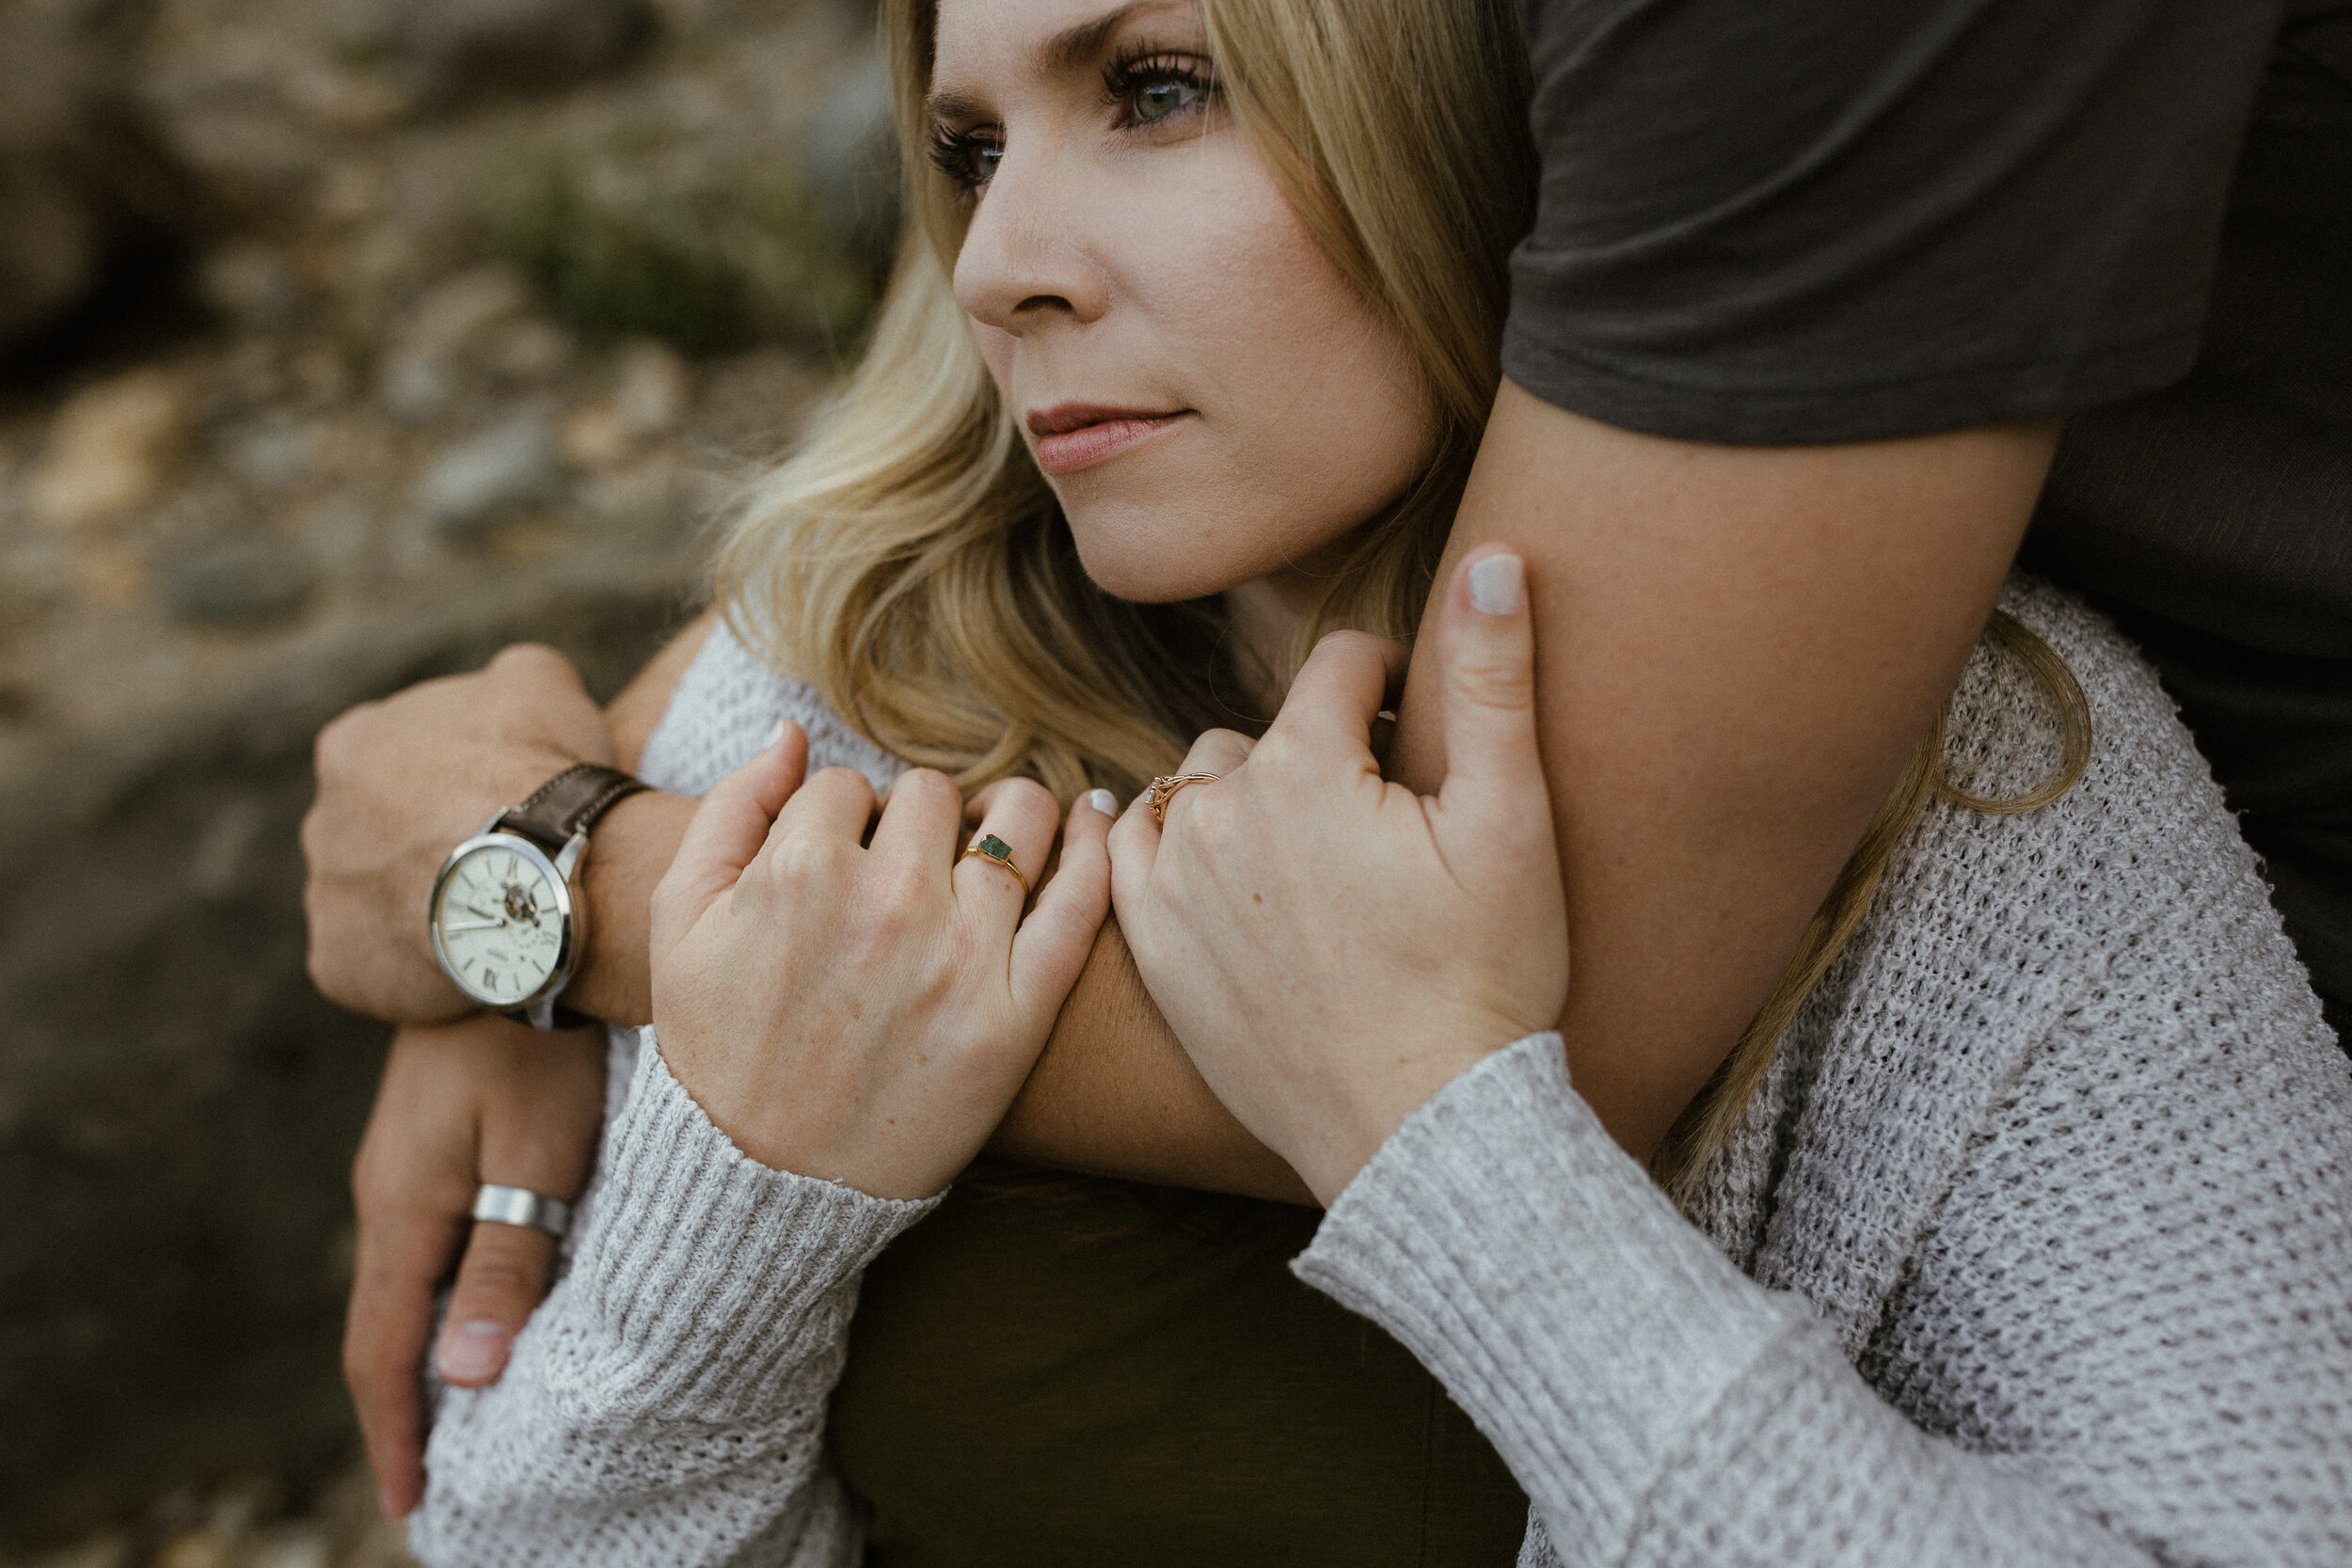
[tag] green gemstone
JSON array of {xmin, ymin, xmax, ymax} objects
[{"xmin": 973, "ymin": 834, "xmax": 1012, "ymax": 860}]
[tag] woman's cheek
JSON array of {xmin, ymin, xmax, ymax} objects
[{"xmin": 969, "ymin": 319, "xmax": 1018, "ymax": 393}]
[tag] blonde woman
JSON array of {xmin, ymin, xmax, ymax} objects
[
  {"xmin": 355, "ymin": 0, "xmax": 2348, "ymax": 1560},
  {"xmin": 1113, "ymin": 551, "xmax": 2351, "ymax": 1568}
]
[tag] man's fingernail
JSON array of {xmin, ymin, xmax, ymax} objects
[
  {"xmin": 1084, "ymin": 788, "xmax": 1119, "ymax": 817},
  {"xmin": 1467, "ymin": 553, "xmax": 1524, "ymax": 615},
  {"xmin": 760, "ymin": 718, "xmax": 787, "ymax": 749},
  {"xmin": 435, "ymin": 1320, "xmax": 512, "ymax": 1383}
]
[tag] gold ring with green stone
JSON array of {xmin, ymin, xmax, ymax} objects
[{"xmin": 958, "ymin": 833, "xmax": 1030, "ymax": 896}]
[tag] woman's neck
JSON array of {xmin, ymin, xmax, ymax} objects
[{"xmin": 1221, "ymin": 564, "xmax": 1327, "ymax": 716}]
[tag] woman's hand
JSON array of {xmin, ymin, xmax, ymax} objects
[
  {"xmin": 650, "ymin": 724, "xmax": 1116, "ymax": 1199},
  {"xmin": 343, "ymin": 1013, "xmax": 606, "ymax": 1518},
  {"xmin": 1111, "ymin": 549, "xmax": 1567, "ymax": 1206}
]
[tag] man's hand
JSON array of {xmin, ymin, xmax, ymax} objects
[
  {"xmin": 303, "ymin": 645, "xmax": 611, "ymax": 1023},
  {"xmin": 344, "ymin": 1013, "xmax": 606, "ymax": 1517}
]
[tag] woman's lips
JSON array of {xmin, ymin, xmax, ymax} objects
[{"xmin": 1027, "ymin": 404, "xmax": 1191, "ymax": 476}]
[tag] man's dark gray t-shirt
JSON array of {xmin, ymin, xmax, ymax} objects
[{"xmin": 1508, "ymin": 0, "xmax": 2351, "ymax": 1037}]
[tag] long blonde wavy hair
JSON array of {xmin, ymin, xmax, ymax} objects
[{"xmin": 715, "ymin": 0, "xmax": 2090, "ymax": 1195}]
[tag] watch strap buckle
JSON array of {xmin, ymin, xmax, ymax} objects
[{"xmin": 498, "ymin": 762, "xmax": 648, "ymax": 849}]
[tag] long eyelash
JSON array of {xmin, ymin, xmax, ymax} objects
[
  {"xmin": 928, "ymin": 121, "xmax": 999, "ymax": 194},
  {"xmin": 930, "ymin": 44, "xmax": 1216, "ymax": 197},
  {"xmin": 1101, "ymin": 42, "xmax": 1218, "ymax": 117}
]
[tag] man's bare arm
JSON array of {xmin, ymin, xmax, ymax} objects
[
  {"xmin": 561, "ymin": 612, "xmax": 715, "ymax": 1025},
  {"xmin": 991, "ymin": 387, "xmax": 2057, "ymax": 1190},
  {"xmin": 341, "ymin": 611, "xmax": 712, "ymax": 1518},
  {"xmin": 560, "ymin": 388, "xmax": 2056, "ymax": 1190},
  {"xmin": 594, "ymin": 617, "xmax": 1303, "ymax": 1197},
  {"xmin": 331, "ymin": 375, "xmax": 2055, "ymax": 1200},
  {"xmin": 987, "ymin": 919, "xmax": 1313, "ymax": 1201},
  {"xmin": 1391, "ymin": 382, "xmax": 2059, "ymax": 1159}
]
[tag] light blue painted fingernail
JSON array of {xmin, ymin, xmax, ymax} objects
[
  {"xmin": 1084, "ymin": 788, "xmax": 1119, "ymax": 816},
  {"xmin": 1467, "ymin": 553, "xmax": 1524, "ymax": 615}
]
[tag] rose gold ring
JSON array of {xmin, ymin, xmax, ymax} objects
[{"xmin": 1144, "ymin": 773, "xmax": 1220, "ymax": 826}]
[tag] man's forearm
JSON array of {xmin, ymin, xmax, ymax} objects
[
  {"xmin": 1391, "ymin": 381, "xmax": 2059, "ymax": 1163},
  {"xmin": 568, "ymin": 785, "xmax": 1302, "ymax": 1198},
  {"xmin": 987, "ymin": 919, "xmax": 1313, "ymax": 1204}
]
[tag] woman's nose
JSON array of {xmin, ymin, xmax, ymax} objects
[{"xmin": 952, "ymin": 149, "xmax": 1109, "ymax": 335}]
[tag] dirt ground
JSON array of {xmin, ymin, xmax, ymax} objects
[{"xmin": 0, "ymin": 0, "xmax": 883, "ymax": 1559}]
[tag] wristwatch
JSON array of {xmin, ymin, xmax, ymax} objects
[{"xmin": 427, "ymin": 762, "xmax": 646, "ymax": 1029}]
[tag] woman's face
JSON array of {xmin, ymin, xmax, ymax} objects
[{"xmin": 932, "ymin": 0, "xmax": 1437, "ymax": 604}]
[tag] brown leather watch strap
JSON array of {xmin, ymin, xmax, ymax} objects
[{"xmin": 497, "ymin": 762, "xmax": 648, "ymax": 852}]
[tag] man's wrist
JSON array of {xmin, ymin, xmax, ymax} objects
[
  {"xmin": 565, "ymin": 788, "xmax": 696, "ymax": 1028},
  {"xmin": 483, "ymin": 748, "xmax": 598, "ymax": 822}
]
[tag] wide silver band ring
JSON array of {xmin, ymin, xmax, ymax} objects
[{"xmin": 472, "ymin": 1182, "xmax": 572, "ymax": 1237}]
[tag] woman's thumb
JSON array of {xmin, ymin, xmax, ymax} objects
[{"xmin": 1431, "ymin": 549, "xmax": 1552, "ymax": 865}]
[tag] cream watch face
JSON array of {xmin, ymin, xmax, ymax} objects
[{"xmin": 432, "ymin": 837, "xmax": 567, "ymax": 1006}]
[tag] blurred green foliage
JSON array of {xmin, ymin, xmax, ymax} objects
[{"xmin": 478, "ymin": 137, "xmax": 874, "ymax": 356}]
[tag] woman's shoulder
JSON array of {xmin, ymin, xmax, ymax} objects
[
  {"xmin": 1740, "ymin": 572, "xmax": 2344, "ymax": 1349},
  {"xmin": 636, "ymin": 610, "xmax": 907, "ymax": 798},
  {"xmin": 1842, "ymin": 572, "xmax": 2339, "ymax": 1092},
  {"xmin": 1910, "ymin": 571, "xmax": 2321, "ymax": 1037}
]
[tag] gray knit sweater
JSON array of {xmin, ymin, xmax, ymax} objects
[{"xmin": 411, "ymin": 578, "xmax": 2352, "ymax": 1566}]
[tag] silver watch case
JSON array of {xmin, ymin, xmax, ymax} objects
[{"xmin": 427, "ymin": 810, "xmax": 589, "ymax": 1030}]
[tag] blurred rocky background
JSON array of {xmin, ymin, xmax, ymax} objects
[{"xmin": 0, "ymin": 0, "xmax": 895, "ymax": 1560}]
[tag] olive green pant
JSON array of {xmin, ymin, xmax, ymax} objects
[{"xmin": 832, "ymin": 1169, "xmax": 1529, "ymax": 1567}]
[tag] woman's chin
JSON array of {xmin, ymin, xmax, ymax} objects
[{"xmin": 1067, "ymin": 531, "xmax": 1250, "ymax": 606}]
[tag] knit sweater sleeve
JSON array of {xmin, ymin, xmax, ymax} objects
[
  {"xmin": 408, "ymin": 1039, "xmax": 937, "ymax": 1568},
  {"xmin": 1294, "ymin": 1032, "xmax": 2350, "ymax": 1568}
]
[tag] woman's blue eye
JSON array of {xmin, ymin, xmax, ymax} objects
[
  {"xmin": 1104, "ymin": 51, "xmax": 1216, "ymax": 128},
  {"xmin": 1133, "ymin": 77, "xmax": 1200, "ymax": 122},
  {"xmin": 929, "ymin": 125, "xmax": 1004, "ymax": 193}
]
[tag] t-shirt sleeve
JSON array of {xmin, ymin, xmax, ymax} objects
[{"xmin": 1506, "ymin": 0, "xmax": 2286, "ymax": 444}]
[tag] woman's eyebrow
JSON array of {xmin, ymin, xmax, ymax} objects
[
  {"xmin": 927, "ymin": 88, "xmax": 989, "ymax": 123},
  {"xmin": 926, "ymin": 0, "xmax": 1194, "ymax": 121},
  {"xmin": 1041, "ymin": 0, "xmax": 1160, "ymax": 72}
]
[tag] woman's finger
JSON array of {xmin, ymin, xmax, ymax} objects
[
  {"xmin": 1107, "ymin": 786, "xmax": 1162, "ymax": 924},
  {"xmin": 772, "ymin": 764, "xmax": 882, "ymax": 847},
  {"xmin": 648, "ymin": 725, "xmax": 808, "ymax": 958},
  {"xmin": 1260, "ymin": 630, "xmax": 1407, "ymax": 759},
  {"xmin": 869, "ymin": 768, "xmax": 962, "ymax": 874},
  {"xmin": 1010, "ymin": 788, "xmax": 1119, "ymax": 1021},
  {"xmin": 960, "ymin": 775, "xmax": 1041, "ymax": 828},
  {"xmin": 1426, "ymin": 549, "xmax": 1554, "ymax": 879},
  {"xmin": 1150, "ymin": 728, "xmax": 1257, "ymax": 833},
  {"xmin": 954, "ymin": 776, "xmax": 1060, "ymax": 914},
  {"xmin": 1181, "ymin": 726, "xmax": 1258, "ymax": 776},
  {"xmin": 1108, "ymin": 731, "xmax": 1253, "ymax": 939}
]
